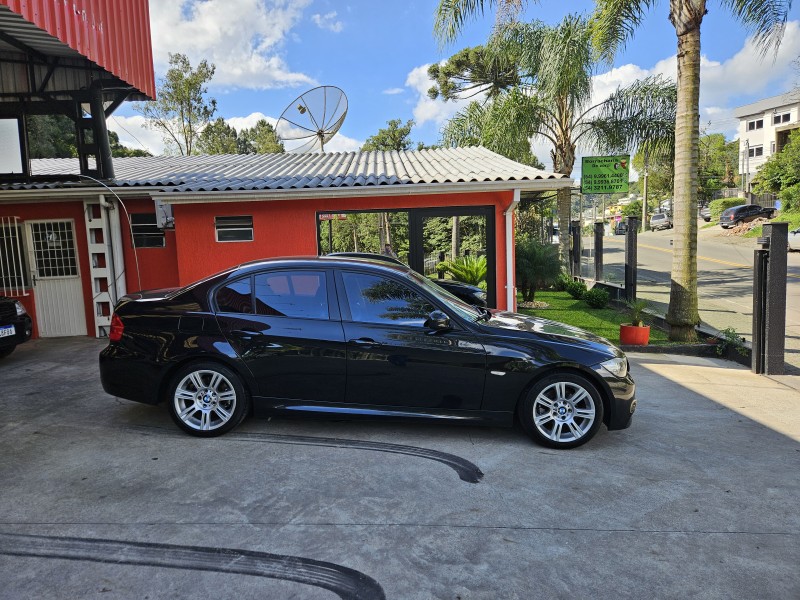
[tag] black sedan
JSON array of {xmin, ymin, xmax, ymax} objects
[
  {"xmin": 0, "ymin": 296, "xmax": 33, "ymax": 359},
  {"xmin": 100, "ymin": 257, "xmax": 636, "ymax": 449}
]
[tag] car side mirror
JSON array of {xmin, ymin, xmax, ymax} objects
[{"xmin": 424, "ymin": 310, "xmax": 451, "ymax": 331}]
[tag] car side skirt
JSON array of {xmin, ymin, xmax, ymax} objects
[{"xmin": 252, "ymin": 397, "xmax": 514, "ymax": 427}]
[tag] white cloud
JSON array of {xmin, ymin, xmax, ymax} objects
[
  {"xmin": 382, "ymin": 88, "xmax": 404, "ymax": 95},
  {"xmin": 148, "ymin": 0, "xmax": 315, "ymax": 90},
  {"xmin": 311, "ymin": 11, "xmax": 343, "ymax": 33},
  {"xmin": 406, "ymin": 63, "xmax": 475, "ymax": 128},
  {"xmin": 321, "ymin": 132, "xmax": 362, "ymax": 153},
  {"xmin": 227, "ymin": 112, "xmax": 278, "ymax": 131},
  {"xmin": 107, "ymin": 115, "xmax": 166, "ymax": 155}
]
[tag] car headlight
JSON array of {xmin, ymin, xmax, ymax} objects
[
  {"xmin": 14, "ymin": 301, "xmax": 27, "ymax": 316},
  {"xmin": 600, "ymin": 357, "xmax": 627, "ymax": 378},
  {"xmin": 475, "ymin": 291, "xmax": 487, "ymax": 301}
]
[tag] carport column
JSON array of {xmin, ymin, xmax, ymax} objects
[
  {"xmin": 570, "ymin": 220, "xmax": 580, "ymax": 277},
  {"xmin": 505, "ymin": 189, "xmax": 521, "ymax": 311},
  {"xmin": 624, "ymin": 216, "xmax": 639, "ymax": 303},
  {"xmin": 763, "ymin": 222, "xmax": 788, "ymax": 374},
  {"xmin": 593, "ymin": 221, "xmax": 604, "ymax": 281}
]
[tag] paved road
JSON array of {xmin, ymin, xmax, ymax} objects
[
  {"xmin": 596, "ymin": 223, "xmax": 800, "ymax": 372},
  {"xmin": 1, "ymin": 338, "xmax": 799, "ymax": 599}
]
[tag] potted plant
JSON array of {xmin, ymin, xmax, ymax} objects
[{"xmin": 619, "ymin": 299, "xmax": 650, "ymax": 345}]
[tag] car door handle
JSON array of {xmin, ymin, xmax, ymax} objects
[{"xmin": 350, "ymin": 337, "xmax": 381, "ymax": 349}]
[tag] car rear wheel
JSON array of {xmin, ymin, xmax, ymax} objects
[
  {"xmin": 167, "ymin": 362, "xmax": 249, "ymax": 437},
  {"xmin": 518, "ymin": 372, "xmax": 604, "ymax": 449}
]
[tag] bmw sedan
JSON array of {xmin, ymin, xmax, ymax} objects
[{"xmin": 99, "ymin": 257, "xmax": 636, "ymax": 449}]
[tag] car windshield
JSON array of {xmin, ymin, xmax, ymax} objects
[{"xmin": 406, "ymin": 270, "xmax": 485, "ymax": 321}]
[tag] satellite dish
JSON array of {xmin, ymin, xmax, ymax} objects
[{"xmin": 276, "ymin": 86, "xmax": 348, "ymax": 153}]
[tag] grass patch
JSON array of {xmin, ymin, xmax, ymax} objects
[{"xmin": 518, "ymin": 290, "xmax": 670, "ymax": 346}]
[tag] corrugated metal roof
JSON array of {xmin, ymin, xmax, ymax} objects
[
  {"xmin": 14, "ymin": 147, "xmax": 568, "ymax": 194},
  {"xmin": 0, "ymin": 0, "xmax": 155, "ymax": 99}
]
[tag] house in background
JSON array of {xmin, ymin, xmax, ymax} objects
[
  {"xmin": 734, "ymin": 92, "xmax": 800, "ymax": 192},
  {"xmin": 0, "ymin": 148, "xmax": 572, "ymax": 339}
]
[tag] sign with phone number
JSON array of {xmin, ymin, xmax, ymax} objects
[{"xmin": 581, "ymin": 155, "xmax": 630, "ymax": 194}]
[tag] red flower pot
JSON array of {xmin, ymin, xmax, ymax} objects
[{"xmin": 619, "ymin": 324, "xmax": 650, "ymax": 346}]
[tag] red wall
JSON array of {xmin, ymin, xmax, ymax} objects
[
  {"xmin": 0, "ymin": 201, "xmax": 95, "ymax": 337},
  {"xmin": 118, "ymin": 198, "xmax": 179, "ymax": 292},
  {"xmin": 172, "ymin": 191, "xmax": 516, "ymax": 309}
]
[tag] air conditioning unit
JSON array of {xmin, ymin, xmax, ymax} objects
[{"xmin": 154, "ymin": 198, "xmax": 174, "ymax": 229}]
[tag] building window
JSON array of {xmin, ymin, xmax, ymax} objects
[
  {"xmin": 0, "ymin": 218, "xmax": 29, "ymax": 293},
  {"xmin": 771, "ymin": 141, "xmax": 776, "ymax": 154},
  {"xmin": 747, "ymin": 119, "xmax": 764, "ymax": 131},
  {"xmin": 215, "ymin": 216, "xmax": 253, "ymax": 242},
  {"xmin": 131, "ymin": 213, "xmax": 165, "ymax": 248},
  {"xmin": 748, "ymin": 145, "xmax": 764, "ymax": 158},
  {"xmin": 773, "ymin": 112, "xmax": 791, "ymax": 125}
]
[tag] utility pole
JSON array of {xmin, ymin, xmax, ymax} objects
[{"xmin": 642, "ymin": 150, "xmax": 649, "ymax": 231}]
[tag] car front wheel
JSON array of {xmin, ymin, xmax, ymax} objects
[
  {"xmin": 167, "ymin": 362, "xmax": 249, "ymax": 437},
  {"xmin": 518, "ymin": 372, "xmax": 604, "ymax": 449}
]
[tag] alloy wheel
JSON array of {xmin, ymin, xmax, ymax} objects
[
  {"xmin": 173, "ymin": 369, "xmax": 238, "ymax": 432},
  {"xmin": 531, "ymin": 381, "xmax": 596, "ymax": 443}
]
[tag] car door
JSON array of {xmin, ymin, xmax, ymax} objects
[
  {"xmin": 215, "ymin": 269, "xmax": 347, "ymax": 403},
  {"xmin": 337, "ymin": 269, "xmax": 486, "ymax": 410}
]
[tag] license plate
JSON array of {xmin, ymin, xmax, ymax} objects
[{"xmin": 0, "ymin": 324, "xmax": 15, "ymax": 338}]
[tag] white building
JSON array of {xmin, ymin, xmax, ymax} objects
[{"xmin": 734, "ymin": 92, "xmax": 800, "ymax": 191}]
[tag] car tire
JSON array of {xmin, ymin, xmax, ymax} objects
[
  {"xmin": 167, "ymin": 361, "xmax": 249, "ymax": 437},
  {"xmin": 0, "ymin": 346, "xmax": 15, "ymax": 359},
  {"xmin": 517, "ymin": 372, "xmax": 604, "ymax": 449}
]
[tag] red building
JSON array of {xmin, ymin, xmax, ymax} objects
[{"xmin": 0, "ymin": 148, "xmax": 571, "ymax": 338}]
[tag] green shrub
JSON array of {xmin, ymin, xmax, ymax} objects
[
  {"xmin": 436, "ymin": 255, "xmax": 487, "ymax": 285},
  {"xmin": 583, "ymin": 287, "xmax": 610, "ymax": 309},
  {"xmin": 565, "ymin": 279, "xmax": 587, "ymax": 299},
  {"xmin": 515, "ymin": 238, "xmax": 561, "ymax": 302},
  {"xmin": 708, "ymin": 197, "xmax": 743, "ymax": 222},
  {"xmin": 553, "ymin": 272, "xmax": 572, "ymax": 292}
]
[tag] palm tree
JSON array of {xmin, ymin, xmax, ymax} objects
[
  {"xmin": 435, "ymin": 12, "xmax": 676, "ymax": 266},
  {"xmin": 591, "ymin": 1, "xmax": 792, "ymax": 341}
]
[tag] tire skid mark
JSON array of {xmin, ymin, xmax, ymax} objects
[
  {"xmin": 0, "ymin": 532, "xmax": 385, "ymax": 600},
  {"xmin": 132, "ymin": 425, "xmax": 484, "ymax": 483},
  {"xmin": 224, "ymin": 431, "xmax": 484, "ymax": 484}
]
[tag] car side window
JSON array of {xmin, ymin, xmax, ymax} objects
[
  {"xmin": 216, "ymin": 277, "xmax": 253, "ymax": 314},
  {"xmin": 254, "ymin": 271, "xmax": 329, "ymax": 320},
  {"xmin": 342, "ymin": 272, "xmax": 435, "ymax": 327}
]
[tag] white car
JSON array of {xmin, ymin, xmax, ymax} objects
[{"xmin": 789, "ymin": 227, "xmax": 800, "ymax": 251}]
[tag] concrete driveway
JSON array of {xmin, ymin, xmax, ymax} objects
[{"xmin": 1, "ymin": 337, "xmax": 799, "ymax": 599}]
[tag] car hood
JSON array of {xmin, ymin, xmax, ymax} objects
[{"xmin": 476, "ymin": 310, "xmax": 622, "ymax": 358}]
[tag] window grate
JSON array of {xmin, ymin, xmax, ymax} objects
[
  {"xmin": 0, "ymin": 216, "xmax": 29, "ymax": 294},
  {"xmin": 131, "ymin": 213, "xmax": 166, "ymax": 248},
  {"xmin": 215, "ymin": 215, "xmax": 253, "ymax": 242},
  {"xmin": 30, "ymin": 221, "xmax": 78, "ymax": 278}
]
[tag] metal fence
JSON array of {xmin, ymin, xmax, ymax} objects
[{"xmin": 0, "ymin": 216, "xmax": 29, "ymax": 296}]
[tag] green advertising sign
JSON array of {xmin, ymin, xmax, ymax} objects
[{"xmin": 581, "ymin": 155, "xmax": 630, "ymax": 194}]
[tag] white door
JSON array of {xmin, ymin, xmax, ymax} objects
[{"xmin": 26, "ymin": 220, "xmax": 87, "ymax": 337}]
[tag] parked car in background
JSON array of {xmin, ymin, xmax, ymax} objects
[
  {"xmin": 719, "ymin": 204, "xmax": 775, "ymax": 228},
  {"xmin": 0, "ymin": 297, "xmax": 32, "ymax": 359},
  {"xmin": 789, "ymin": 227, "xmax": 800, "ymax": 251},
  {"xmin": 699, "ymin": 205, "xmax": 711, "ymax": 222},
  {"xmin": 99, "ymin": 256, "xmax": 636, "ymax": 449},
  {"xmin": 613, "ymin": 221, "xmax": 627, "ymax": 235},
  {"xmin": 327, "ymin": 252, "xmax": 488, "ymax": 307},
  {"xmin": 649, "ymin": 212, "xmax": 673, "ymax": 231}
]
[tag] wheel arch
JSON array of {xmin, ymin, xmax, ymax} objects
[{"xmin": 157, "ymin": 354, "xmax": 256, "ymax": 410}]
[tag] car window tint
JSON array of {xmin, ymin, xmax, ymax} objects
[
  {"xmin": 254, "ymin": 271, "xmax": 328, "ymax": 319},
  {"xmin": 342, "ymin": 272, "xmax": 435, "ymax": 326},
  {"xmin": 216, "ymin": 277, "xmax": 253, "ymax": 314}
]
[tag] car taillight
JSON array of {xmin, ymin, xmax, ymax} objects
[{"xmin": 109, "ymin": 313, "xmax": 124, "ymax": 342}]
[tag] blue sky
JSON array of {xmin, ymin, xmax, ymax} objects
[{"xmin": 111, "ymin": 0, "xmax": 800, "ymax": 174}]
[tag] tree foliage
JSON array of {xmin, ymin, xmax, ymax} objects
[
  {"xmin": 515, "ymin": 236, "xmax": 561, "ymax": 302},
  {"xmin": 197, "ymin": 117, "xmax": 284, "ymax": 155},
  {"xmin": 26, "ymin": 115, "xmax": 76, "ymax": 158},
  {"xmin": 754, "ymin": 129, "xmax": 800, "ymax": 212},
  {"xmin": 136, "ymin": 53, "xmax": 217, "ymax": 156},
  {"xmin": 361, "ymin": 119, "xmax": 416, "ymax": 152},
  {"xmin": 698, "ymin": 133, "xmax": 739, "ymax": 202},
  {"xmin": 437, "ymin": 255, "xmax": 488, "ymax": 285},
  {"xmin": 241, "ymin": 119, "xmax": 284, "ymax": 153}
]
